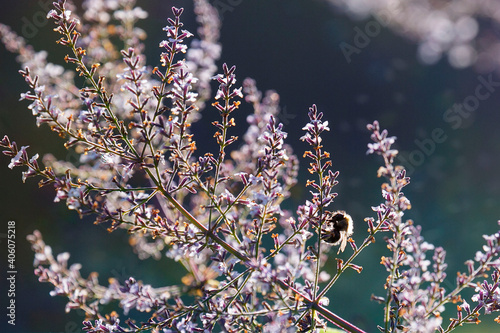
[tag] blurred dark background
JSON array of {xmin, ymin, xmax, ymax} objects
[{"xmin": 1, "ymin": 0, "xmax": 500, "ymax": 332}]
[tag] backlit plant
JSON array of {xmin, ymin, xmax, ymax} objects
[{"xmin": 2, "ymin": 1, "xmax": 500, "ymax": 332}]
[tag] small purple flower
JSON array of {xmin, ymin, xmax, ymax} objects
[{"xmin": 8, "ymin": 145, "xmax": 29, "ymax": 169}]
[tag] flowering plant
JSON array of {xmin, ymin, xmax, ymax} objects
[{"xmin": 2, "ymin": 1, "xmax": 500, "ymax": 332}]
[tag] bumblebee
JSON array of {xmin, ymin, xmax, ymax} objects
[{"xmin": 321, "ymin": 210, "xmax": 353, "ymax": 253}]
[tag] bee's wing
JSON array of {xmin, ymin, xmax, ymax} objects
[{"xmin": 337, "ymin": 233, "xmax": 348, "ymax": 254}]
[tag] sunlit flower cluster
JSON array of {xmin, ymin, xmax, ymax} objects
[{"xmin": 2, "ymin": 1, "xmax": 500, "ymax": 332}]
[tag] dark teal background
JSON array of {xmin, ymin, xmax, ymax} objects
[{"xmin": 1, "ymin": 0, "xmax": 500, "ymax": 332}]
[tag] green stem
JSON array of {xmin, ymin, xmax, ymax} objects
[
  {"xmin": 146, "ymin": 168, "xmax": 248, "ymax": 262},
  {"xmin": 276, "ymin": 279, "xmax": 367, "ymax": 333}
]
